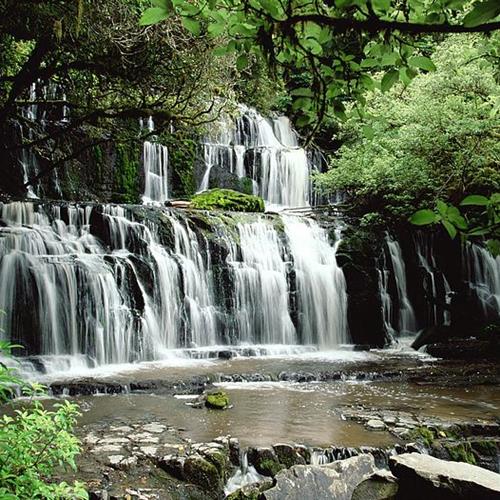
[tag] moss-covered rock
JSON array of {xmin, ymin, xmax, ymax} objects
[
  {"xmin": 183, "ymin": 454, "xmax": 221, "ymax": 492},
  {"xmin": 444, "ymin": 442, "xmax": 477, "ymax": 465},
  {"xmin": 191, "ymin": 189, "xmax": 265, "ymax": 213},
  {"xmin": 247, "ymin": 447, "xmax": 284, "ymax": 477},
  {"xmin": 205, "ymin": 390, "xmax": 230, "ymax": 409}
]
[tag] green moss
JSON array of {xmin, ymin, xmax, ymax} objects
[
  {"xmin": 156, "ymin": 129, "xmax": 197, "ymax": 198},
  {"xmin": 114, "ymin": 143, "xmax": 140, "ymax": 204},
  {"xmin": 444, "ymin": 442, "xmax": 477, "ymax": 465},
  {"xmin": 410, "ymin": 426, "xmax": 436, "ymax": 447},
  {"xmin": 183, "ymin": 456, "xmax": 221, "ymax": 492},
  {"xmin": 238, "ymin": 177, "xmax": 254, "ymax": 195},
  {"xmin": 471, "ymin": 439, "xmax": 498, "ymax": 456},
  {"xmin": 257, "ymin": 458, "xmax": 284, "ymax": 477},
  {"xmin": 203, "ymin": 450, "xmax": 228, "ymax": 478},
  {"xmin": 226, "ymin": 488, "xmax": 260, "ymax": 500},
  {"xmin": 205, "ymin": 390, "xmax": 230, "ymax": 409},
  {"xmin": 191, "ymin": 189, "xmax": 265, "ymax": 213}
]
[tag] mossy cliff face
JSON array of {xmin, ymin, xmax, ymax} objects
[
  {"xmin": 1, "ymin": 118, "xmax": 200, "ymax": 203},
  {"xmin": 191, "ymin": 189, "xmax": 265, "ymax": 213}
]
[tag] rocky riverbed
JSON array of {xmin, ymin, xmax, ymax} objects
[{"xmin": 27, "ymin": 351, "xmax": 498, "ymax": 499}]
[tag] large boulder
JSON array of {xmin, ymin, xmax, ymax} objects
[
  {"xmin": 389, "ymin": 452, "xmax": 500, "ymax": 500},
  {"xmin": 262, "ymin": 454, "xmax": 377, "ymax": 500}
]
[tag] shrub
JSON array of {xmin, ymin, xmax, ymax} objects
[{"xmin": 0, "ymin": 341, "xmax": 88, "ymax": 499}]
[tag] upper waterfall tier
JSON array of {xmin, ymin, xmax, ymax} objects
[
  {"xmin": 198, "ymin": 106, "xmax": 317, "ymax": 210},
  {"xmin": 0, "ymin": 201, "xmax": 349, "ymax": 374},
  {"xmin": 141, "ymin": 117, "xmax": 170, "ymax": 205}
]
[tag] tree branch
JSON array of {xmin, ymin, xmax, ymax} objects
[{"xmin": 279, "ymin": 15, "xmax": 500, "ymax": 34}]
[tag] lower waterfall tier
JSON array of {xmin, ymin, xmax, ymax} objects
[
  {"xmin": 0, "ymin": 202, "xmax": 348, "ymax": 371},
  {"xmin": 0, "ymin": 201, "xmax": 498, "ymax": 374}
]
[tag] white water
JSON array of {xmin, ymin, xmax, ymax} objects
[
  {"xmin": 414, "ymin": 233, "xmax": 452, "ymax": 326},
  {"xmin": 465, "ymin": 242, "xmax": 500, "ymax": 321},
  {"xmin": 198, "ymin": 106, "xmax": 311, "ymax": 209},
  {"xmin": 384, "ymin": 236, "xmax": 418, "ymax": 336},
  {"xmin": 225, "ymin": 452, "xmax": 266, "ymax": 495},
  {"xmin": 0, "ymin": 202, "xmax": 350, "ymax": 375},
  {"xmin": 284, "ymin": 216, "xmax": 349, "ymax": 347},
  {"xmin": 228, "ymin": 220, "xmax": 296, "ymax": 345},
  {"xmin": 141, "ymin": 117, "xmax": 169, "ymax": 204}
]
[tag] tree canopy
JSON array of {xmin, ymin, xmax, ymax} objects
[{"xmin": 140, "ymin": 0, "xmax": 500, "ymax": 137}]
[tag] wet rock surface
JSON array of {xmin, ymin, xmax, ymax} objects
[
  {"xmin": 262, "ymin": 454, "xmax": 377, "ymax": 500},
  {"xmin": 390, "ymin": 452, "xmax": 500, "ymax": 500}
]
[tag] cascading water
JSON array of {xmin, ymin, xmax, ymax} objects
[
  {"xmin": 198, "ymin": 106, "xmax": 312, "ymax": 210},
  {"xmin": 465, "ymin": 242, "xmax": 500, "ymax": 321},
  {"xmin": 224, "ymin": 452, "xmax": 266, "ymax": 496},
  {"xmin": 141, "ymin": 117, "xmax": 169, "ymax": 204},
  {"xmin": 18, "ymin": 82, "xmax": 67, "ymax": 198},
  {"xmin": 0, "ymin": 201, "xmax": 350, "ymax": 374},
  {"xmin": 227, "ymin": 220, "xmax": 296, "ymax": 345},
  {"xmin": 283, "ymin": 216, "xmax": 349, "ymax": 347},
  {"xmin": 414, "ymin": 232, "xmax": 452, "ymax": 326},
  {"xmin": 381, "ymin": 235, "xmax": 418, "ymax": 337}
]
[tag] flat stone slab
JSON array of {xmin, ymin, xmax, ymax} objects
[
  {"xmin": 390, "ymin": 453, "xmax": 500, "ymax": 500},
  {"xmin": 263, "ymin": 454, "xmax": 377, "ymax": 500}
]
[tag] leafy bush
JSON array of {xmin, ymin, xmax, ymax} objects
[
  {"xmin": 0, "ymin": 341, "xmax": 88, "ymax": 499},
  {"xmin": 314, "ymin": 34, "xmax": 500, "ymax": 220}
]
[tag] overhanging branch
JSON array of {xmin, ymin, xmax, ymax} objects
[{"xmin": 280, "ymin": 15, "xmax": 500, "ymax": 34}]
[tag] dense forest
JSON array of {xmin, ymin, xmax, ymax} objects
[{"xmin": 0, "ymin": 1, "xmax": 499, "ymax": 499}]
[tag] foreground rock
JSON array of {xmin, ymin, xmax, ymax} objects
[
  {"xmin": 262, "ymin": 454, "xmax": 378, "ymax": 500},
  {"xmin": 390, "ymin": 452, "xmax": 500, "ymax": 500}
]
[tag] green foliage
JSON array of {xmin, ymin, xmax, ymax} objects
[
  {"xmin": 140, "ymin": 0, "xmax": 500, "ymax": 135},
  {"xmin": 114, "ymin": 144, "xmax": 140, "ymax": 204},
  {"xmin": 0, "ymin": 342, "xmax": 88, "ymax": 499},
  {"xmin": 314, "ymin": 35, "xmax": 500, "ymax": 221},
  {"xmin": 160, "ymin": 130, "xmax": 197, "ymax": 198},
  {"xmin": 410, "ymin": 193, "xmax": 500, "ymax": 255},
  {"xmin": 191, "ymin": 189, "xmax": 265, "ymax": 212}
]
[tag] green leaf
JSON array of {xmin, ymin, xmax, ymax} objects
[
  {"xmin": 291, "ymin": 87, "xmax": 314, "ymax": 97},
  {"xmin": 372, "ymin": 0, "xmax": 391, "ymax": 12},
  {"xmin": 152, "ymin": 0, "xmax": 172, "ymax": 9},
  {"xmin": 410, "ymin": 209, "xmax": 438, "ymax": 225},
  {"xmin": 486, "ymin": 239, "xmax": 500, "ymax": 257},
  {"xmin": 362, "ymin": 125, "xmax": 374, "ymax": 140},
  {"xmin": 361, "ymin": 58, "xmax": 379, "ymax": 68},
  {"xmin": 463, "ymin": 0, "xmax": 500, "ymax": 28},
  {"xmin": 182, "ymin": 17, "xmax": 201, "ymax": 35},
  {"xmin": 236, "ymin": 54, "xmax": 249, "ymax": 71},
  {"xmin": 460, "ymin": 194, "xmax": 490, "ymax": 206},
  {"xmin": 139, "ymin": 7, "xmax": 168, "ymax": 26},
  {"xmin": 381, "ymin": 69, "xmax": 399, "ymax": 92},
  {"xmin": 467, "ymin": 227, "xmax": 490, "ymax": 236},
  {"xmin": 408, "ymin": 55, "xmax": 436, "ymax": 72},
  {"xmin": 436, "ymin": 200, "xmax": 448, "ymax": 217},
  {"xmin": 442, "ymin": 220, "xmax": 457, "ymax": 239}
]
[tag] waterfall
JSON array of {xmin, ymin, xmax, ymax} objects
[
  {"xmin": 382, "ymin": 236, "xmax": 418, "ymax": 336},
  {"xmin": 228, "ymin": 220, "xmax": 296, "ymax": 345},
  {"xmin": 283, "ymin": 216, "xmax": 349, "ymax": 347},
  {"xmin": 0, "ymin": 201, "xmax": 350, "ymax": 374},
  {"xmin": 17, "ymin": 82, "xmax": 66, "ymax": 198},
  {"xmin": 224, "ymin": 452, "xmax": 265, "ymax": 496},
  {"xmin": 465, "ymin": 243, "xmax": 500, "ymax": 321},
  {"xmin": 141, "ymin": 117, "xmax": 169, "ymax": 204},
  {"xmin": 198, "ymin": 106, "xmax": 311, "ymax": 210},
  {"xmin": 414, "ymin": 233, "xmax": 452, "ymax": 326}
]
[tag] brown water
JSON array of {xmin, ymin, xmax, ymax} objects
[{"xmin": 72, "ymin": 380, "xmax": 500, "ymax": 448}]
